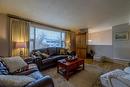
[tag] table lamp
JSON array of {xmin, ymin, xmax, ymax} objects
[{"xmin": 15, "ymin": 42, "xmax": 27, "ymax": 57}]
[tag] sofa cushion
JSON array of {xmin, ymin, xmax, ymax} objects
[
  {"xmin": 0, "ymin": 75, "xmax": 35, "ymax": 87},
  {"xmin": 28, "ymin": 71, "xmax": 43, "ymax": 80},
  {"xmin": 49, "ymin": 55, "xmax": 68, "ymax": 61},
  {"xmin": 2, "ymin": 56, "xmax": 28, "ymax": 73}
]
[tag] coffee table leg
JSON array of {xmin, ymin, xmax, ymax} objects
[
  {"xmin": 57, "ymin": 64, "xmax": 59, "ymax": 73},
  {"xmin": 83, "ymin": 63, "xmax": 85, "ymax": 70},
  {"xmin": 66, "ymin": 70, "xmax": 69, "ymax": 80}
]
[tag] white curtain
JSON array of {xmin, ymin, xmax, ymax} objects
[
  {"xmin": 65, "ymin": 31, "xmax": 71, "ymax": 50},
  {"xmin": 10, "ymin": 18, "xmax": 29, "ymax": 57}
]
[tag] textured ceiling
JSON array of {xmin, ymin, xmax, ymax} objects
[{"xmin": 0, "ymin": 0, "xmax": 130, "ymax": 32}]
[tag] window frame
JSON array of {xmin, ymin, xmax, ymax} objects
[{"xmin": 29, "ymin": 26, "xmax": 66, "ymax": 52}]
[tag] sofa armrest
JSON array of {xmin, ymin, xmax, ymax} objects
[
  {"xmin": 14, "ymin": 64, "xmax": 38, "ymax": 75},
  {"xmin": 15, "ymin": 68, "xmax": 38, "ymax": 75},
  {"xmin": 110, "ymin": 76, "xmax": 130, "ymax": 87},
  {"xmin": 100, "ymin": 69, "xmax": 127, "ymax": 87},
  {"xmin": 26, "ymin": 75, "xmax": 54, "ymax": 87}
]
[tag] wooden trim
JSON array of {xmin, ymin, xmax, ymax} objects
[
  {"xmin": 7, "ymin": 14, "xmax": 70, "ymax": 31},
  {"xmin": 7, "ymin": 16, "xmax": 12, "ymax": 56}
]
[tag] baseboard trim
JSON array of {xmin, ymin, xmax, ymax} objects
[
  {"xmin": 113, "ymin": 58, "xmax": 130, "ymax": 61},
  {"xmin": 112, "ymin": 58, "xmax": 130, "ymax": 65},
  {"xmin": 93, "ymin": 57, "xmax": 101, "ymax": 61},
  {"xmin": 94, "ymin": 57, "xmax": 129, "ymax": 65}
]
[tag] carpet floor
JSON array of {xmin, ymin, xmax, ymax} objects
[{"xmin": 42, "ymin": 64, "xmax": 106, "ymax": 87}]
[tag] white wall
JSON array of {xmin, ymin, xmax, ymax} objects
[
  {"xmin": 88, "ymin": 23, "xmax": 130, "ymax": 63},
  {"xmin": 88, "ymin": 29, "xmax": 112, "ymax": 45},
  {"xmin": 0, "ymin": 14, "xmax": 9, "ymax": 56},
  {"xmin": 112, "ymin": 23, "xmax": 130, "ymax": 61}
]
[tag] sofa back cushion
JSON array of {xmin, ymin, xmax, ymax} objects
[
  {"xmin": 48, "ymin": 47, "xmax": 57, "ymax": 56},
  {"xmin": 33, "ymin": 48, "xmax": 48, "ymax": 54},
  {"xmin": 31, "ymin": 47, "xmax": 67, "ymax": 57},
  {"xmin": 2, "ymin": 56, "xmax": 28, "ymax": 73},
  {"xmin": 59, "ymin": 48, "xmax": 67, "ymax": 55}
]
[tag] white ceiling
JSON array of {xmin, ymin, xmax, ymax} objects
[{"xmin": 0, "ymin": 0, "xmax": 130, "ymax": 32}]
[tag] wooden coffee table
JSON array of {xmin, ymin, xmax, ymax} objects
[{"xmin": 57, "ymin": 58, "xmax": 84, "ymax": 80}]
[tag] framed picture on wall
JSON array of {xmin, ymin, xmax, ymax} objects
[{"xmin": 114, "ymin": 32, "xmax": 129, "ymax": 40}]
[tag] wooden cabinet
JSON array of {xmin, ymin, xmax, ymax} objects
[{"xmin": 76, "ymin": 32, "xmax": 87, "ymax": 59}]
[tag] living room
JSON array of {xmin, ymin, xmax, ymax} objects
[{"xmin": 0, "ymin": 0, "xmax": 130, "ymax": 87}]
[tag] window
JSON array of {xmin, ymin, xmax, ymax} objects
[
  {"xmin": 29, "ymin": 26, "xmax": 35, "ymax": 52},
  {"xmin": 29, "ymin": 26, "xmax": 65, "ymax": 52}
]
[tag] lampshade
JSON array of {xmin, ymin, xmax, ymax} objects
[
  {"xmin": 15, "ymin": 42, "xmax": 27, "ymax": 48},
  {"xmin": 88, "ymin": 40, "xmax": 92, "ymax": 42}
]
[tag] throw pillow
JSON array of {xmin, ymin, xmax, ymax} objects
[
  {"xmin": 35, "ymin": 51, "xmax": 42, "ymax": 56},
  {"xmin": 41, "ymin": 53, "xmax": 49, "ymax": 58},
  {"xmin": 2, "ymin": 56, "xmax": 28, "ymax": 73},
  {"xmin": 0, "ymin": 75, "xmax": 35, "ymax": 87},
  {"xmin": 14, "ymin": 65, "xmax": 29, "ymax": 74},
  {"xmin": 60, "ymin": 48, "xmax": 66, "ymax": 55}
]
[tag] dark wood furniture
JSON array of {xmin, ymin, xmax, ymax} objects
[
  {"xmin": 76, "ymin": 31, "xmax": 88, "ymax": 59},
  {"xmin": 57, "ymin": 58, "xmax": 84, "ymax": 80}
]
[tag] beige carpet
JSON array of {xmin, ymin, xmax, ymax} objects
[{"xmin": 42, "ymin": 64, "xmax": 105, "ymax": 87}]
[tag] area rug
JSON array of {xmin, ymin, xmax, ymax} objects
[{"xmin": 42, "ymin": 64, "xmax": 106, "ymax": 87}]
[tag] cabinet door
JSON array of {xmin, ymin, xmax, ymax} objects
[
  {"xmin": 76, "ymin": 32, "xmax": 87, "ymax": 59},
  {"xmin": 76, "ymin": 48, "xmax": 87, "ymax": 59}
]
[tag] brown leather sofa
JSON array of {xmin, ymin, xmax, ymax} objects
[{"xmin": 0, "ymin": 60, "xmax": 54, "ymax": 87}]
